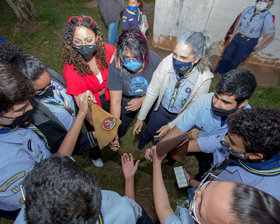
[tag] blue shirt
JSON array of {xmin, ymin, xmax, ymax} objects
[
  {"xmin": 213, "ymin": 154, "xmax": 280, "ymax": 201},
  {"xmin": 0, "ymin": 128, "xmax": 50, "ymax": 211},
  {"xmin": 122, "ymin": 8, "xmax": 142, "ymax": 30},
  {"xmin": 14, "ymin": 190, "xmax": 143, "ymax": 223},
  {"xmin": 238, "ymin": 6, "xmax": 275, "ymax": 38},
  {"xmin": 35, "ymin": 80, "xmax": 76, "ymax": 131},
  {"xmin": 176, "ymin": 92, "xmax": 250, "ymax": 165},
  {"xmin": 161, "ymin": 68, "xmax": 199, "ymax": 113}
]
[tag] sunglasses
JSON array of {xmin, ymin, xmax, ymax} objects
[
  {"xmin": 68, "ymin": 16, "xmax": 94, "ymax": 26},
  {"xmin": 189, "ymin": 172, "xmax": 224, "ymax": 223},
  {"xmin": 220, "ymin": 137, "xmax": 247, "ymax": 160}
]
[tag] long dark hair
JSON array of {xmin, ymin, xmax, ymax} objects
[{"xmin": 61, "ymin": 15, "xmax": 107, "ymax": 76}]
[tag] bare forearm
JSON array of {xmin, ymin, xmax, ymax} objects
[
  {"xmin": 110, "ymin": 101, "xmax": 121, "ymax": 119},
  {"xmin": 255, "ymin": 33, "xmax": 275, "ymax": 49},
  {"xmin": 160, "ymin": 126, "xmax": 184, "ymax": 142},
  {"xmin": 153, "ymin": 162, "xmax": 174, "ymax": 223},
  {"xmin": 125, "ymin": 177, "xmax": 135, "ymax": 200},
  {"xmin": 58, "ymin": 111, "xmax": 86, "ymax": 157},
  {"xmin": 187, "ymin": 140, "xmax": 202, "ymax": 152}
]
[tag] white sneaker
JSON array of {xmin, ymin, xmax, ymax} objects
[{"xmin": 91, "ymin": 158, "xmax": 104, "ymax": 167}]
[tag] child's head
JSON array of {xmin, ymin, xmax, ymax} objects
[{"xmin": 128, "ymin": 0, "xmax": 143, "ymax": 11}]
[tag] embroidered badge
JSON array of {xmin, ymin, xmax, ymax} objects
[
  {"xmin": 185, "ymin": 87, "xmax": 192, "ymax": 94},
  {"xmin": 56, "ymin": 84, "xmax": 64, "ymax": 91},
  {"xmin": 102, "ymin": 117, "xmax": 116, "ymax": 131}
]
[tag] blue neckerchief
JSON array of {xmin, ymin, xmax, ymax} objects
[
  {"xmin": 212, "ymin": 154, "xmax": 280, "ymax": 176},
  {"xmin": 221, "ymin": 116, "xmax": 227, "ymax": 127},
  {"xmin": 0, "ymin": 125, "xmax": 16, "ymax": 134},
  {"xmin": 98, "ymin": 212, "xmax": 104, "ymax": 224}
]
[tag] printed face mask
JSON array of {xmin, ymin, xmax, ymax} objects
[
  {"xmin": 255, "ymin": 1, "xmax": 268, "ymax": 11},
  {"xmin": 173, "ymin": 57, "xmax": 193, "ymax": 74},
  {"xmin": 122, "ymin": 58, "xmax": 143, "ymax": 72},
  {"xmin": 75, "ymin": 44, "xmax": 97, "ymax": 61}
]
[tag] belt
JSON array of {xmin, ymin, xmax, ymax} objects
[{"xmin": 238, "ymin": 33, "xmax": 257, "ymax": 41}]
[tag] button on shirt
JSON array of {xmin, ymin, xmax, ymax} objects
[
  {"xmin": 238, "ymin": 6, "xmax": 275, "ymax": 38},
  {"xmin": 37, "ymin": 80, "xmax": 76, "ymax": 131},
  {"xmin": 176, "ymin": 92, "xmax": 250, "ymax": 165},
  {"xmin": 0, "ymin": 128, "xmax": 50, "ymax": 211},
  {"xmin": 161, "ymin": 68, "xmax": 198, "ymax": 114}
]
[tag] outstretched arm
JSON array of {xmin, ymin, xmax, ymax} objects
[
  {"xmin": 152, "ymin": 147, "xmax": 174, "ymax": 223},
  {"xmin": 121, "ymin": 153, "xmax": 140, "ymax": 200},
  {"xmin": 58, "ymin": 91, "xmax": 95, "ymax": 157}
]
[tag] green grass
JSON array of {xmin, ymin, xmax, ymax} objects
[{"xmin": 0, "ymin": 0, "xmax": 280, "ymax": 223}]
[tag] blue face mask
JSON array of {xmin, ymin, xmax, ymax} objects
[
  {"xmin": 122, "ymin": 59, "xmax": 143, "ymax": 72},
  {"xmin": 173, "ymin": 57, "xmax": 193, "ymax": 74},
  {"xmin": 128, "ymin": 5, "xmax": 138, "ymax": 12}
]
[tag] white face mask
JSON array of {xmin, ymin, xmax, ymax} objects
[{"xmin": 256, "ymin": 1, "xmax": 268, "ymax": 11}]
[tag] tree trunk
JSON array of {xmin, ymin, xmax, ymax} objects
[{"xmin": 5, "ymin": 0, "xmax": 37, "ymax": 22}]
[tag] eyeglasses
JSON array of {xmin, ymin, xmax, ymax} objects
[
  {"xmin": 189, "ymin": 172, "xmax": 224, "ymax": 223},
  {"xmin": 68, "ymin": 16, "xmax": 94, "ymax": 26},
  {"xmin": 220, "ymin": 137, "xmax": 247, "ymax": 160}
]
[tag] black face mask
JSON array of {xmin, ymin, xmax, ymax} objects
[
  {"xmin": 75, "ymin": 44, "xmax": 97, "ymax": 61},
  {"xmin": 211, "ymin": 99, "xmax": 239, "ymax": 117},
  {"xmin": 7, "ymin": 109, "xmax": 34, "ymax": 128},
  {"xmin": 36, "ymin": 85, "xmax": 54, "ymax": 98}
]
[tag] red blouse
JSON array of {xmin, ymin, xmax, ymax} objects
[{"xmin": 63, "ymin": 43, "xmax": 115, "ymax": 107}]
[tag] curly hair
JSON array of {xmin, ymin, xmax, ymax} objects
[
  {"xmin": 60, "ymin": 15, "xmax": 108, "ymax": 76},
  {"xmin": 227, "ymin": 108, "xmax": 280, "ymax": 159},
  {"xmin": 231, "ymin": 183, "xmax": 280, "ymax": 224},
  {"xmin": 0, "ymin": 42, "xmax": 24, "ymax": 65},
  {"xmin": 24, "ymin": 155, "xmax": 102, "ymax": 224}
]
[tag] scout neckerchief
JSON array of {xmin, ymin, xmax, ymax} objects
[
  {"xmin": 168, "ymin": 66, "xmax": 196, "ymax": 110},
  {"xmin": 0, "ymin": 123, "xmax": 50, "ymax": 149},
  {"xmin": 0, "ymin": 125, "xmax": 16, "ymax": 134},
  {"xmin": 211, "ymin": 155, "xmax": 280, "ymax": 177},
  {"xmin": 27, "ymin": 123, "xmax": 51, "ymax": 149},
  {"xmin": 97, "ymin": 213, "xmax": 104, "ymax": 224},
  {"xmin": 126, "ymin": 8, "xmax": 141, "ymax": 25},
  {"xmin": 243, "ymin": 7, "xmax": 268, "ymax": 34},
  {"xmin": 36, "ymin": 85, "xmax": 74, "ymax": 116}
]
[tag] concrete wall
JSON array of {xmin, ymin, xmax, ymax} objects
[{"xmin": 153, "ymin": 0, "xmax": 280, "ymax": 67}]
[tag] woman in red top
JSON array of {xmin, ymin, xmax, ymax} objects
[
  {"xmin": 61, "ymin": 15, "xmax": 115, "ymax": 126},
  {"xmin": 61, "ymin": 15, "xmax": 115, "ymax": 167}
]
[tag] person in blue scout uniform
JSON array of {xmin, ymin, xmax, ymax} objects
[
  {"xmin": 0, "ymin": 43, "xmax": 103, "ymax": 167},
  {"xmin": 133, "ymin": 31, "xmax": 213, "ymax": 150},
  {"xmin": 184, "ymin": 108, "xmax": 280, "ymax": 201},
  {"xmin": 14, "ymin": 154, "xmax": 153, "ymax": 224},
  {"xmin": 215, "ymin": 0, "xmax": 276, "ymax": 75},
  {"xmin": 122, "ymin": 0, "xmax": 143, "ymax": 31},
  {"xmin": 0, "ymin": 62, "xmax": 93, "ymax": 219},
  {"xmin": 152, "ymin": 69, "xmax": 256, "ymax": 180},
  {"xmin": 149, "ymin": 148, "xmax": 280, "ymax": 224}
]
